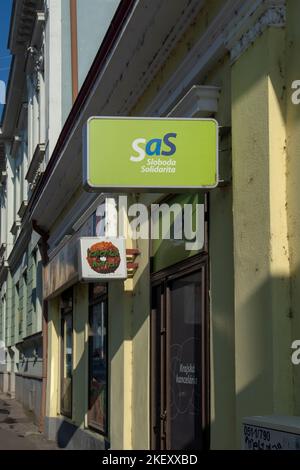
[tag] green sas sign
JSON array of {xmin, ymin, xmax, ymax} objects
[{"xmin": 83, "ymin": 117, "xmax": 218, "ymax": 192}]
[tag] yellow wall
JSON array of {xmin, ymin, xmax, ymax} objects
[
  {"xmin": 207, "ymin": 58, "xmax": 236, "ymax": 449},
  {"xmin": 46, "ymin": 285, "xmax": 90, "ymax": 430},
  {"xmin": 109, "ymin": 280, "xmax": 133, "ymax": 449},
  {"xmin": 131, "ymin": 236, "xmax": 150, "ymax": 449},
  {"xmin": 45, "ymin": 2, "xmax": 300, "ymax": 451},
  {"xmin": 286, "ymin": 0, "xmax": 300, "ymax": 415},
  {"xmin": 46, "ymin": 296, "xmax": 60, "ymax": 418},
  {"xmin": 109, "ymin": 201, "xmax": 150, "ymax": 450},
  {"xmin": 131, "ymin": 4, "xmax": 238, "ymax": 449},
  {"xmin": 72, "ymin": 283, "xmax": 89, "ymax": 427},
  {"xmin": 45, "ymin": 224, "xmax": 150, "ymax": 450},
  {"xmin": 132, "ymin": 18, "xmax": 238, "ymax": 449},
  {"xmin": 131, "ymin": 0, "xmax": 224, "ymax": 116},
  {"xmin": 232, "ymin": 27, "xmax": 292, "ymax": 447}
]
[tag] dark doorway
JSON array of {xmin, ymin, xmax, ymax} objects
[
  {"xmin": 151, "ymin": 256, "xmax": 209, "ymax": 450},
  {"xmin": 88, "ymin": 283, "xmax": 108, "ymax": 434}
]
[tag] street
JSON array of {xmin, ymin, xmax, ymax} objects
[{"xmin": 0, "ymin": 394, "xmax": 59, "ymax": 450}]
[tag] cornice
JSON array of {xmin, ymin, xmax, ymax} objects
[
  {"xmin": 144, "ymin": 0, "xmax": 286, "ymax": 117},
  {"xmin": 225, "ymin": 0, "xmax": 286, "ymax": 63},
  {"xmin": 117, "ymin": 0, "xmax": 206, "ymax": 115},
  {"xmin": 7, "ymin": 214, "xmax": 32, "ymax": 273},
  {"xmin": 9, "ymin": 0, "xmax": 42, "ymax": 54},
  {"xmin": 144, "ymin": 0, "xmax": 243, "ymax": 116}
]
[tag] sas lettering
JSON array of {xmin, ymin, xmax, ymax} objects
[{"xmin": 130, "ymin": 133, "xmax": 177, "ymax": 162}]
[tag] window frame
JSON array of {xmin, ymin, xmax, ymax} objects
[{"xmin": 150, "ymin": 253, "xmax": 210, "ymax": 450}]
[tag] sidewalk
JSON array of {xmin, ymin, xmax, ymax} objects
[{"xmin": 0, "ymin": 394, "xmax": 59, "ymax": 450}]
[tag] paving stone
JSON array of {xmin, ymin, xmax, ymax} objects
[{"xmin": 0, "ymin": 394, "xmax": 60, "ymax": 450}]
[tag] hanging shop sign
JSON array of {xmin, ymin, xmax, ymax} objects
[
  {"xmin": 83, "ymin": 117, "xmax": 218, "ymax": 192},
  {"xmin": 78, "ymin": 237, "xmax": 127, "ymax": 281}
]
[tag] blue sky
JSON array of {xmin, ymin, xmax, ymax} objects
[{"xmin": 0, "ymin": 0, "xmax": 12, "ymax": 120}]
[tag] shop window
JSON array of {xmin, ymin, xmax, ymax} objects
[
  {"xmin": 60, "ymin": 288, "xmax": 73, "ymax": 418},
  {"xmin": 88, "ymin": 283, "xmax": 108, "ymax": 434},
  {"xmin": 151, "ymin": 193, "xmax": 206, "ymax": 273}
]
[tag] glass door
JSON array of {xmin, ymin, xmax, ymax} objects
[
  {"xmin": 151, "ymin": 258, "xmax": 208, "ymax": 450},
  {"xmin": 167, "ymin": 271, "xmax": 203, "ymax": 449},
  {"xmin": 88, "ymin": 284, "xmax": 108, "ymax": 434}
]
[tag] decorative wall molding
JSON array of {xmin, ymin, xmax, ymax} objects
[
  {"xmin": 31, "ymin": 11, "xmax": 45, "ymax": 50},
  {"xmin": 168, "ymin": 85, "xmax": 221, "ymax": 118},
  {"xmin": 143, "ymin": 0, "xmax": 244, "ymax": 117},
  {"xmin": 26, "ymin": 143, "xmax": 45, "ymax": 187},
  {"xmin": 0, "ymin": 171, "xmax": 7, "ymax": 186},
  {"xmin": 10, "ymin": 136, "xmax": 22, "ymax": 159},
  {"xmin": 26, "ymin": 47, "xmax": 44, "ymax": 87},
  {"xmin": 17, "ymin": 200, "xmax": 28, "ymax": 220},
  {"xmin": 7, "ymin": 215, "xmax": 31, "ymax": 273},
  {"xmin": 28, "ymin": 0, "xmax": 287, "ymax": 235},
  {"xmin": 144, "ymin": 0, "xmax": 286, "ymax": 117},
  {"xmin": 117, "ymin": 0, "xmax": 206, "ymax": 115},
  {"xmin": 10, "ymin": 220, "xmax": 21, "ymax": 237},
  {"xmin": 9, "ymin": 0, "xmax": 41, "ymax": 54},
  {"xmin": 225, "ymin": 0, "xmax": 286, "ymax": 63}
]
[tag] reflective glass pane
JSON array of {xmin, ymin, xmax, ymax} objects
[{"xmin": 88, "ymin": 297, "xmax": 107, "ymax": 433}]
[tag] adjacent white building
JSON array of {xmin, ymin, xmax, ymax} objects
[{"xmin": 0, "ymin": 0, "xmax": 121, "ymax": 425}]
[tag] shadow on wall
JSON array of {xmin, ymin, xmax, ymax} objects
[
  {"xmin": 52, "ymin": 253, "xmax": 150, "ymax": 450},
  {"xmin": 57, "ymin": 420, "xmax": 77, "ymax": 448},
  {"xmin": 52, "ymin": 236, "xmax": 295, "ymax": 449},
  {"xmin": 211, "ymin": 268, "xmax": 294, "ymax": 450}
]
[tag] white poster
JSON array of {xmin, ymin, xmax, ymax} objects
[{"xmin": 78, "ymin": 237, "xmax": 127, "ymax": 281}]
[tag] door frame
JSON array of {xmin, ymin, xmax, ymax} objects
[
  {"xmin": 150, "ymin": 253, "xmax": 210, "ymax": 450},
  {"xmin": 87, "ymin": 283, "xmax": 109, "ymax": 435},
  {"xmin": 60, "ymin": 288, "xmax": 74, "ymax": 419}
]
